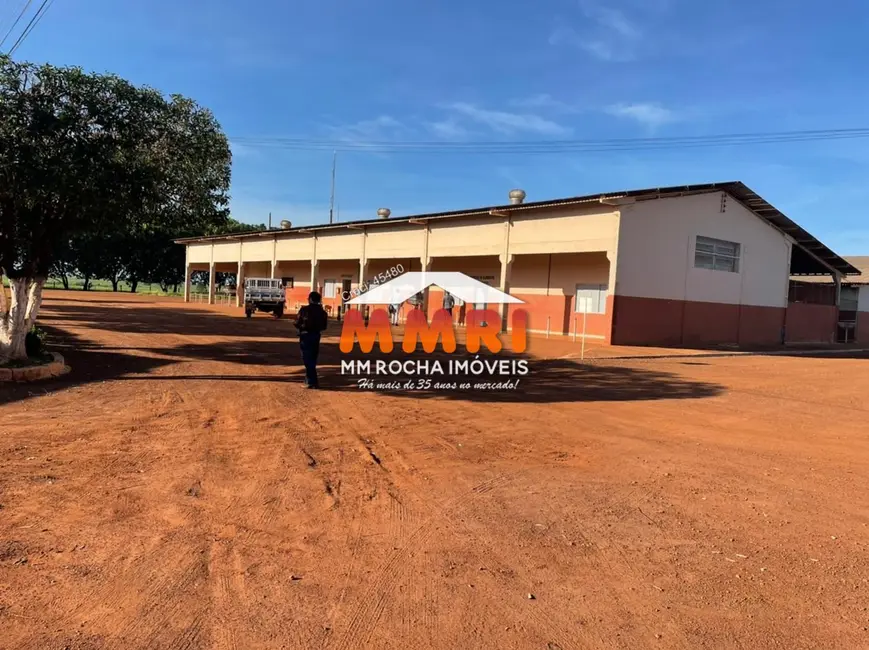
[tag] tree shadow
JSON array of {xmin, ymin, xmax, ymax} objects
[
  {"xmin": 37, "ymin": 303, "xmax": 292, "ymax": 339},
  {"xmin": 0, "ymin": 324, "xmax": 176, "ymax": 407}
]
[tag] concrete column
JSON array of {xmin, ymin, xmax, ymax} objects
[
  {"xmin": 208, "ymin": 263, "xmax": 216, "ymax": 305},
  {"xmin": 236, "ymin": 262, "xmax": 245, "ymax": 308},
  {"xmin": 270, "ymin": 261, "xmax": 277, "ymax": 280},
  {"xmin": 498, "ymin": 253, "xmax": 514, "ymax": 330},
  {"xmin": 183, "ymin": 265, "xmax": 192, "ymax": 303},
  {"xmin": 419, "ymin": 256, "xmax": 432, "ymax": 315},
  {"xmin": 310, "ymin": 261, "xmax": 319, "ymax": 295}
]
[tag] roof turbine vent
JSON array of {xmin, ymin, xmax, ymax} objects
[
  {"xmin": 509, "ymin": 189, "xmax": 526, "ymax": 205},
  {"xmin": 280, "ymin": 220, "xmax": 292, "ymax": 229},
  {"xmin": 377, "ymin": 208, "xmax": 391, "ymax": 219}
]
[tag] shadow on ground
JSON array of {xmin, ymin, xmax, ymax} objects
[
  {"xmin": 0, "ymin": 325, "xmax": 177, "ymax": 407},
  {"xmin": 147, "ymin": 339, "xmax": 726, "ymax": 404},
  {"xmin": 37, "ymin": 302, "xmax": 292, "ymax": 339}
]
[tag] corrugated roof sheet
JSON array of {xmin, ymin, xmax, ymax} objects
[
  {"xmin": 176, "ymin": 181, "xmax": 859, "ymax": 276},
  {"xmin": 793, "ymin": 256, "xmax": 869, "ymax": 284}
]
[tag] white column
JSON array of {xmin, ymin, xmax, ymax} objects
[
  {"xmin": 236, "ymin": 262, "xmax": 245, "ymax": 308},
  {"xmin": 208, "ymin": 263, "xmax": 216, "ymax": 304},
  {"xmin": 310, "ymin": 261, "xmax": 319, "ymax": 295},
  {"xmin": 498, "ymin": 253, "xmax": 514, "ymax": 329},
  {"xmin": 183, "ymin": 265, "xmax": 192, "ymax": 303}
]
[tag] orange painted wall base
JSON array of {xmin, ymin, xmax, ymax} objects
[{"xmin": 611, "ymin": 295, "xmax": 789, "ymax": 347}]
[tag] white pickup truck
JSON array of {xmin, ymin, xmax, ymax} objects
[{"xmin": 243, "ymin": 278, "xmax": 285, "ymax": 318}]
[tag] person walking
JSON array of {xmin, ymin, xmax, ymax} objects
[
  {"xmin": 388, "ymin": 302, "xmax": 401, "ymax": 326},
  {"xmin": 294, "ymin": 291, "xmax": 328, "ymax": 389},
  {"xmin": 442, "ymin": 291, "xmax": 455, "ymax": 316}
]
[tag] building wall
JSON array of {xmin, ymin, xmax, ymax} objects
[
  {"xmin": 784, "ymin": 303, "xmax": 837, "ymax": 343},
  {"xmin": 188, "ymin": 244, "xmax": 212, "ymax": 264},
  {"xmin": 612, "ymin": 192, "xmax": 792, "ymax": 346},
  {"xmin": 275, "ymin": 237, "xmax": 315, "ymax": 261},
  {"xmin": 429, "ymin": 218, "xmax": 504, "ymax": 257},
  {"xmin": 508, "ymin": 252, "xmax": 611, "ymax": 338},
  {"xmin": 213, "ymin": 241, "xmax": 241, "ymax": 264},
  {"xmin": 242, "ymin": 240, "xmax": 273, "ymax": 262},
  {"xmin": 510, "ymin": 205, "xmax": 617, "ymax": 255}
]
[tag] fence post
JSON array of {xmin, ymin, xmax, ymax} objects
[{"xmin": 546, "ymin": 316, "xmax": 551, "ymax": 339}]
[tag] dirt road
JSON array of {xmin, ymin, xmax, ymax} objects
[{"xmin": 1, "ymin": 292, "xmax": 868, "ymax": 649}]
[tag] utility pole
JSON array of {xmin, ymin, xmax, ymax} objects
[
  {"xmin": 268, "ymin": 212, "xmax": 272, "ymax": 229},
  {"xmin": 329, "ymin": 151, "xmax": 337, "ymax": 224}
]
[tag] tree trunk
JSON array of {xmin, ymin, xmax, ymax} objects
[
  {"xmin": 160, "ymin": 281, "xmax": 169, "ymax": 292},
  {"xmin": 111, "ymin": 277, "xmax": 119, "ymax": 292},
  {"xmin": 129, "ymin": 279, "xmax": 139, "ymax": 293},
  {"xmin": 61, "ymin": 275, "xmax": 69, "ymax": 290},
  {"xmin": 82, "ymin": 276, "xmax": 91, "ymax": 291},
  {"xmin": 173, "ymin": 284, "xmax": 179, "ymax": 294},
  {"xmin": 0, "ymin": 277, "xmax": 45, "ymax": 362}
]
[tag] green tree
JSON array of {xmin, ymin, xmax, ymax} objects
[{"xmin": 0, "ymin": 55, "xmax": 230, "ymax": 360}]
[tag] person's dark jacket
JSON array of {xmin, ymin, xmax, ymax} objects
[{"xmin": 294, "ymin": 304, "xmax": 328, "ymax": 334}]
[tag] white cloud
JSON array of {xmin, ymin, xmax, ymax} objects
[
  {"xmin": 427, "ymin": 119, "xmax": 468, "ymax": 139},
  {"xmin": 588, "ymin": 6, "xmax": 640, "ymax": 39},
  {"xmin": 509, "ymin": 94, "xmax": 583, "ymax": 114},
  {"xmin": 325, "ymin": 115, "xmax": 406, "ymax": 142},
  {"xmin": 444, "ymin": 102, "xmax": 571, "ymax": 136},
  {"xmin": 551, "ymin": 1, "xmax": 644, "ymax": 62},
  {"xmin": 606, "ymin": 102, "xmax": 679, "ymax": 129}
]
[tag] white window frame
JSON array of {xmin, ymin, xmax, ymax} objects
[
  {"xmin": 323, "ymin": 279, "xmax": 338, "ymax": 298},
  {"xmin": 575, "ymin": 284, "xmax": 608, "ymax": 314},
  {"xmin": 694, "ymin": 236, "xmax": 740, "ymax": 273}
]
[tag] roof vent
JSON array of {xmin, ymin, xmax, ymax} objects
[
  {"xmin": 377, "ymin": 208, "xmax": 391, "ymax": 219},
  {"xmin": 508, "ymin": 189, "xmax": 526, "ymax": 205},
  {"xmin": 280, "ymin": 220, "xmax": 292, "ymax": 229}
]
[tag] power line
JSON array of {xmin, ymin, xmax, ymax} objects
[
  {"xmin": 228, "ymin": 127, "xmax": 869, "ymax": 155},
  {"xmin": 0, "ymin": 0, "xmax": 32, "ymax": 51},
  {"xmin": 7, "ymin": 0, "xmax": 54, "ymax": 56}
]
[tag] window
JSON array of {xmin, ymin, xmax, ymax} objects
[
  {"xmin": 282, "ymin": 277, "xmax": 294, "ymax": 289},
  {"xmin": 323, "ymin": 279, "xmax": 338, "ymax": 298},
  {"xmin": 575, "ymin": 284, "xmax": 608, "ymax": 314},
  {"xmin": 695, "ymin": 236, "xmax": 740, "ymax": 273}
]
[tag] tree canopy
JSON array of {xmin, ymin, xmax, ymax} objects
[{"xmin": 0, "ymin": 55, "xmax": 233, "ymax": 360}]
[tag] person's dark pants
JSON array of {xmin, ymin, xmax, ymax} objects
[{"xmin": 300, "ymin": 332, "xmax": 321, "ymax": 387}]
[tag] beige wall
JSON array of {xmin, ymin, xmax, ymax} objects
[
  {"xmin": 616, "ymin": 192, "xmax": 792, "ymax": 308},
  {"xmin": 510, "ymin": 205, "xmax": 618, "ymax": 255},
  {"xmin": 317, "ymin": 231, "xmax": 364, "ymax": 261},
  {"xmin": 511, "ymin": 252, "xmax": 609, "ymax": 295},
  {"xmin": 274, "ymin": 261, "xmax": 310, "ymax": 286},
  {"xmin": 275, "ymin": 237, "xmax": 315, "ymax": 261},
  {"xmin": 213, "ymin": 241, "xmax": 241, "ymax": 263},
  {"xmin": 365, "ymin": 226, "xmax": 426, "ymax": 260},
  {"xmin": 428, "ymin": 217, "xmax": 503, "ymax": 257},
  {"xmin": 242, "ymin": 239, "xmax": 274, "ymax": 262},
  {"xmin": 243, "ymin": 261, "xmax": 270, "ymax": 277},
  {"xmin": 430, "ymin": 255, "xmax": 500, "ymax": 278},
  {"xmin": 188, "ymin": 244, "xmax": 212, "ymax": 264}
]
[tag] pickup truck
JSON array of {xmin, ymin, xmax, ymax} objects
[{"xmin": 243, "ymin": 278, "xmax": 285, "ymax": 318}]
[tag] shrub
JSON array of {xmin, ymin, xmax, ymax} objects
[{"xmin": 25, "ymin": 326, "xmax": 47, "ymax": 357}]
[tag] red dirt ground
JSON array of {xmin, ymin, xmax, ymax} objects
[{"xmin": 1, "ymin": 291, "xmax": 868, "ymax": 649}]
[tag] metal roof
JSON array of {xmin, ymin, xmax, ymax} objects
[
  {"xmin": 793, "ymin": 256, "xmax": 869, "ymax": 284},
  {"xmin": 175, "ymin": 181, "xmax": 858, "ymax": 276}
]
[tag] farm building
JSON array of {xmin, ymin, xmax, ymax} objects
[
  {"xmin": 175, "ymin": 181, "xmax": 860, "ymax": 347},
  {"xmin": 788, "ymin": 256, "xmax": 869, "ymax": 343}
]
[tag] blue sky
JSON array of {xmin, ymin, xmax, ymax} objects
[{"xmin": 8, "ymin": 0, "xmax": 869, "ymax": 253}]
